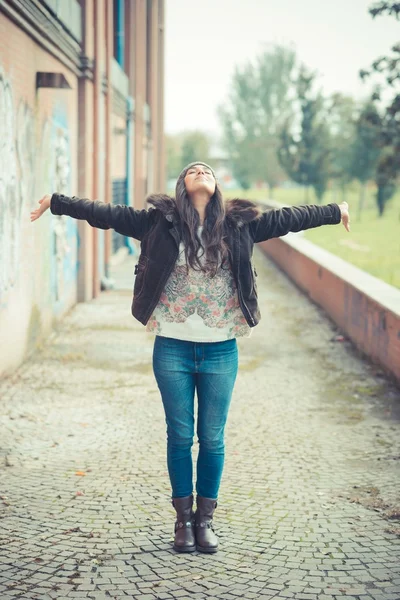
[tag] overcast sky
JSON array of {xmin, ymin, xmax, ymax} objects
[{"xmin": 164, "ymin": 0, "xmax": 399, "ymax": 135}]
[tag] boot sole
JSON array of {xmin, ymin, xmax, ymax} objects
[
  {"xmin": 173, "ymin": 544, "xmax": 196, "ymax": 553},
  {"xmin": 196, "ymin": 544, "xmax": 218, "ymax": 553}
]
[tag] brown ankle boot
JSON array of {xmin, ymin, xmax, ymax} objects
[
  {"xmin": 194, "ymin": 496, "xmax": 218, "ymax": 553},
  {"xmin": 171, "ymin": 495, "xmax": 196, "ymax": 552}
]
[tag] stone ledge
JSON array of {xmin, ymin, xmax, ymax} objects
[
  {"xmin": 259, "ymin": 198, "xmax": 400, "ymax": 318},
  {"xmin": 279, "ymin": 233, "xmax": 400, "ymax": 318},
  {"xmin": 258, "ymin": 198, "xmax": 400, "ymax": 383}
]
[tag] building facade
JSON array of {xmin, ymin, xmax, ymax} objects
[{"xmin": 0, "ymin": 0, "xmax": 165, "ymax": 376}]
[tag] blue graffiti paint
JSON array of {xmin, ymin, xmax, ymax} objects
[{"xmin": 48, "ymin": 109, "xmax": 78, "ymax": 310}]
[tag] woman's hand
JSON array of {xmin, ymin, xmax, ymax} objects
[
  {"xmin": 338, "ymin": 201, "xmax": 350, "ymax": 232},
  {"xmin": 30, "ymin": 194, "xmax": 52, "ymax": 222}
]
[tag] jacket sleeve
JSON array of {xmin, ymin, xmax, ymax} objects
[
  {"xmin": 249, "ymin": 203, "xmax": 342, "ymax": 243},
  {"xmin": 50, "ymin": 193, "xmax": 151, "ymax": 241}
]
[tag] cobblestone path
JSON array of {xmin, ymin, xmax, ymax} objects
[{"xmin": 1, "ymin": 248, "xmax": 399, "ymax": 600}]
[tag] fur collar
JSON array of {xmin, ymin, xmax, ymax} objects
[{"xmin": 146, "ymin": 193, "xmax": 262, "ymax": 227}]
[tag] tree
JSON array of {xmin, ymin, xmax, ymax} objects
[
  {"xmin": 218, "ymin": 45, "xmax": 296, "ymax": 191},
  {"xmin": 326, "ymin": 93, "xmax": 358, "ymax": 202},
  {"xmin": 359, "ymin": 1, "xmax": 400, "ymax": 215},
  {"xmin": 348, "ymin": 102, "xmax": 381, "ymax": 219},
  {"xmin": 166, "ymin": 133, "xmax": 183, "ymax": 179},
  {"xmin": 368, "ymin": 1, "xmax": 400, "ymax": 19},
  {"xmin": 278, "ymin": 67, "xmax": 331, "ymax": 203},
  {"xmin": 180, "ymin": 131, "xmax": 211, "ymax": 171},
  {"xmin": 165, "ymin": 131, "xmax": 211, "ymax": 181}
]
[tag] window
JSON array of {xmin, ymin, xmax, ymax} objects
[{"xmin": 113, "ymin": 0, "xmax": 125, "ymax": 69}]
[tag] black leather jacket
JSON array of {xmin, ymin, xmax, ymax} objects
[{"xmin": 50, "ymin": 193, "xmax": 341, "ymax": 327}]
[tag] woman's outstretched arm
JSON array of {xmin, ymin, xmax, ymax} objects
[
  {"xmin": 30, "ymin": 193, "xmax": 151, "ymax": 241},
  {"xmin": 249, "ymin": 201, "xmax": 350, "ymax": 244}
]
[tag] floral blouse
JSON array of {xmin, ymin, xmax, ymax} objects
[{"xmin": 146, "ymin": 226, "xmax": 252, "ymax": 342}]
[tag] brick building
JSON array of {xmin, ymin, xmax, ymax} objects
[{"xmin": 0, "ymin": 0, "xmax": 165, "ymax": 376}]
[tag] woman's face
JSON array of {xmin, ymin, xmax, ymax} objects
[{"xmin": 184, "ymin": 164, "xmax": 216, "ymax": 197}]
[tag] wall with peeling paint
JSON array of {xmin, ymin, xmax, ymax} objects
[
  {"xmin": 0, "ymin": 12, "xmax": 78, "ymax": 376},
  {"xmin": 0, "ymin": 0, "xmax": 165, "ymax": 377}
]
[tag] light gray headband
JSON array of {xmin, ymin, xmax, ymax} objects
[{"xmin": 178, "ymin": 161, "xmax": 216, "ymax": 179}]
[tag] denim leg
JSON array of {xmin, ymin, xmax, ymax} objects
[
  {"xmin": 152, "ymin": 336, "xmax": 196, "ymax": 498},
  {"xmin": 195, "ymin": 340, "xmax": 238, "ymax": 498}
]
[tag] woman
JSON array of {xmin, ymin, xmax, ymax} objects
[{"xmin": 31, "ymin": 162, "xmax": 350, "ymax": 554}]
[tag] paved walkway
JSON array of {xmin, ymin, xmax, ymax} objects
[{"xmin": 1, "ymin": 247, "xmax": 400, "ymax": 600}]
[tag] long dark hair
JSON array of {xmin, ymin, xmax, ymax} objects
[{"xmin": 174, "ymin": 170, "xmax": 231, "ymax": 276}]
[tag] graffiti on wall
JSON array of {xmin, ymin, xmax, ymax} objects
[
  {"xmin": 16, "ymin": 101, "xmax": 35, "ymax": 211},
  {"xmin": 38, "ymin": 113, "xmax": 75, "ymax": 304},
  {"xmin": 0, "ymin": 66, "xmax": 76, "ymax": 308},
  {"xmin": 51, "ymin": 124, "xmax": 73, "ymax": 302},
  {"xmin": 0, "ymin": 69, "xmax": 34, "ymax": 297},
  {"xmin": 0, "ymin": 70, "xmax": 17, "ymax": 294}
]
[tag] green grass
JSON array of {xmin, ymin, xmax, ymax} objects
[{"xmin": 223, "ymin": 184, "xmax": 400, "ymax": 289}]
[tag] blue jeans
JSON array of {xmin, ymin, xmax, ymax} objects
[{"xmin": 152, "ymin": 335, "xmax": 238, "ymax": 499}]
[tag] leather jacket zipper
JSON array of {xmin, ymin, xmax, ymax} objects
[
  {"xmin": 235, "ymin": 233, "xmax": 255, "ymax": 326},
  {"xmin": 238, "ymin": 284, "xmax": 255, "ymax": 326}
]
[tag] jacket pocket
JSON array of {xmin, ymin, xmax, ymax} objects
[{"xmin": 133, "ymin": 255, "xmax": 148, "ymax": 297}]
